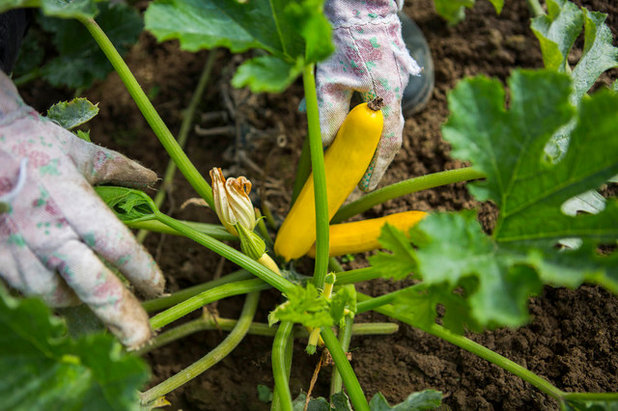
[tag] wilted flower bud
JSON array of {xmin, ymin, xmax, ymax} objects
[{"xmin": 209, "ymin": 167, "xmax": 256, "ymax": 236}]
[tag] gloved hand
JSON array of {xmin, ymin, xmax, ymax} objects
[
  {"xmin": 0, "ymin": 71, "xmax": 164, "ymax": 349},
  {"xmin": 317, "ymin": 0, "xmax": 420, "ymax": 191}
]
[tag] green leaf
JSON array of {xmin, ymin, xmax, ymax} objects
[
  {"xmin": 292, "ymin": 393, "xmax": 331, "ymax": 411},
  {"xmin": 268, "ymin": 283, "xmax": 356, "ymax": 329},
  {"xmin": 331, "ymin": 391, "xmax": 353, "ymax": 411},
  {"xmin": 389, "ymin": 69, "xmax": 618, "ymax": 329},
  {"xmin": 75, "ymin": 129, "xmax": 92, "ymax": 142},
  {"xmin": 571, "ymin": 8, "xmax": 618, "ymax": 101},
  {"xmin": 0, "ymin": 287, "xmax": 149, "ymax": 411},
  {"xmin": 46, "ymin": 97, "xmax": 99, "ymax": 130},
  {"xmin": 39, "ymin": 2, "xmax": 142, "ymax": 89},
  {"xmin": 257, "ymin": 384, "xmax": 273, "ymax": 403},
  {"xmin": 531, "ymin": 0, "xmax": 618, "ymax": 102},
  {"xmin": 95, "ymin": 186, "xmax": 157, "ymax": 223},
  {"xmin": 232, "ymin": 55, "xmax": 303, "ymax": 93},
  {"xmin": 0, "ymin": 0, "xmax": 98, "ymax": 19},
  {"xmin": 144, "ymin": 0, "xmax": 292, "ymax": 56},
  {"xmin": 562, "ymin": 398, "xmax": 618, "ymax": 410},
  {"xmin": 432, "ymin": 0, "xmax": 501, "ymax": 26},
  {"xmin": 531, "ymin": 0, "xmax": 583, "ymax": 72},
  {"xmin": 282, "ymin": 0, "xmax": 333, "ymax": 63},
  {"xmin": 368, "ymin": 390, "xmax": 442, "ymax": 410},
  {"xmin": 368, "ymin": 223, "xmax": 418, "ymax": 280},
  {"xmin": 144, "ymin": 0, "xmax": 333, "ymax": 92}
]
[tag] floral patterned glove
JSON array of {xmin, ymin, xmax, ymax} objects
[
  {"xmin": 0, "ymin": 71, "xmax": 164, "ymax": 348},
  {"xmin": 317, "ymin": 0, "xmax": 420, "ymax": 191}
]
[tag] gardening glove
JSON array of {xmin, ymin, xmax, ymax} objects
[
  {"xmin": 317, "ymin": 0, "xmax": 421, "ymax": 191},
  {"xmin": 0, "ymin": 70, "xmax": 165, "ymax": 349}
]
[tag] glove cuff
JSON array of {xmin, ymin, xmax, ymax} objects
[{"xmin": 0, "ymin": 70, "xmax": 31, "ymax": 125}]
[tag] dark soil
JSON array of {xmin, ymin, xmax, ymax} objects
[{"xmin": 18, "ymin": 0, "xmax": 617, "ymax": 409}]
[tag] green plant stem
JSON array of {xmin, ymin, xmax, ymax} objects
[
  {"xmin": 291, "ymin": 137, "xmax": 311, "ymax": 205},
  {"xmin": 302, "ymin": 64, "xmax": 329, "ymax": 288},
  {"xmin": 255, "ymin": 208, "xmax": 274, "ymax": 248},
  {"xmin": 561, "ymin": 392, "xmax": 618, "ymax": 401},
  {"xmin": 140, "ymin": 292, "xmax": 260, "ymax": 405},
  {"xmin": 321, "ymin": 327, "xmax": 369, "ymax": 411},
  {"xmin": 328, "ymin": 257, "xmax": 344, "ymax": 273},
  {"xmin": 155, "ymin": 212, "xmax": 293, "ymax": 293},
  {"xmin": 526, "ymin": 0, "xmax": 545, "ymax": 17},
  {"xmin": 137, "ymin": 50, "xmax": 217, "ymax": 243},
  {"xmin": 332, "ymin": 167, "xmax": 485, "ymax": 223},
  {"xmin": 359, "ymin": 294, "xmax": 565, "ymax": 400},
  {"xmin": 272, "ymin": 321, "xmax": 294, "ymax": 411},
  {"xmin": 128, "ymin": 219, "xmax": 236, "ymax": 241},
  {"xmin": 330, "ymin": 316, "xmax": 353, "ymax": 397},
  {"xmin": 335, "ymin": 267, "xmax": 380, "ymax": 285},
  {"xmin": 79, "ymin": 17, "xmax": 214, "ymax": 208},
  {"xmin": 149, "ymin": 279, "xmax": 268, "ymax": 330},
  {"xmin": 139, "ymin": 318, "xmax": 398, "ymax": 354},
  {"xmin": 356, "ymin": 284, "xmax": 426, "ymax": 314},
  {"xmin": 142, "ymin": 270, "xmax": 252, "ymax": 313}
]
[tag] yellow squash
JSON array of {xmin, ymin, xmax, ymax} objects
[
  {"xmin": 274, "ymin": 100, "xmax": 384, "ymax": 261},
  {"xmin": 306, "ymin": 211, "xmax": 427, "ymax": 257}
]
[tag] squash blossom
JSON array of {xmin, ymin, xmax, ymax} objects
[
  {"xmin": 210, "ymin": 167, "xmax": 280, "ymax": 275},
  {"xmin": 210, "ymin": 167, "xmax": 255, "ymax": 236}
]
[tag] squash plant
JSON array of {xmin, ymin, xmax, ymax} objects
[{"xmin": 0, "ymin": 0, "xmax": 617, "ymax": 410}]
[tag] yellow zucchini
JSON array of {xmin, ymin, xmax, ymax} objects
[
  {"xmin": 274, "ymin": 100, "xmax": 384, "ymax": 261},
  {"xmin": 306, "ymin": 211, "xmax": 427, "ymax": 257}
]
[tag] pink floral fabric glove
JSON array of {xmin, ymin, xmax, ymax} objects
[
  {"xmin": 317, "ymin": 0, "xmax": 420, "ymax": 191},
  {"xmin": 0, "ymin": 71, "xmax": 164, "ymax": 348}
]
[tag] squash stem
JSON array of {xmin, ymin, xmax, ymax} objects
[
  {"xmin": 149, "ymin": 279, "xmax": 268, "ymax": 330},
  {"xmin": 272, "ymin": 321, "xmax": 294, "ymax": 411},
  {"xmin": 302, "ymin": 64, "xmax": 330, "ymax": 289},
  {"xmin": 138, "ymin": 318, "xmax": 398, "ymax": 355},
  {"xmin": 332, "ymin": 167, "xmax": 485, "ymax": 223},
  {"xmin": 79, "ymin": 17, "xmax": 214, "ymax": 209},
  {"xmin": 154, "ymin": 213, "xmax": 295, "ymax": 294},
  {"xmin": 321, "ymin": 327, "xmax": 369, "ymax": 411},
  {"xmin": 142, "ymin": 270, "xmax": 252, "ymax": 313},
  {"xmin": 137, "ymin": 50, "xmax": 218, "ymax": 243},
  {"xmin": 140, "ymin": 292, "xmax": 260, "ymax": 405},
  {"xmin": 330, "ymin": 315, "xmax": 354, "ymax": 397}
]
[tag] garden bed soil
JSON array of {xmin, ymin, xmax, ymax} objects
[{"xmin": 21, "ymin": 0, "xmax": 617, "ymax": 409}]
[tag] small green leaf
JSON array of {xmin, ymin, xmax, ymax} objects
[
  {"xmin": 75, "ymin": 129, "xmax": 92, "ymax": 142},
  {"xmin": 369, "ymin": 389, "xmax": 442, "ymax": 410},
  {"xmin": 0, "ymin": 287, "xmax": 149, "ymax": 411},
  {"xmin": 369, "ymin": 223, "xmax": 418, "ymax": 280},
  {"xmin": 268, "ymin": 283, "xmax": 356, "ymax": 329},
  {"xmin": 292, "ymin": 393, "xmax": 330, "ymax": 411},
  {"xmin": 331, "ymin": 391, "xmax": 353, "ymax": 411},
  {"xmin": 257, "ymin": 384, "xmax": 273, "ymax": 403},
  {"xmin": 95, "ymin": 186, "xmax": 158, "ymax": 223},
  {"xmin": 232, "ymin": 55, "xmax": 303, "ymax": 93},
  {"xmin": 0, "ymin": 0, "xmax": 98, "ymax": 19},
  {"xmin": 432, "ymin": 0, "xmax": 474, "ymax": 25},
  {"xmin": 47, "ymin": 98, "xmax": 99, "ymax": 130}
]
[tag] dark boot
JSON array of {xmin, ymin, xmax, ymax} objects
[
  {"xmin": 399, "ymin": 12, "xmax": 434, "ymax": 116},
  {"xmin": 0, "ymin": 9, "xmax": 31, "ymax": 74}
]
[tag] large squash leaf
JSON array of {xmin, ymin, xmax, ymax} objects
[{"xmin": 0, "ymin": 287, "xmax": 149, "ymax": 410}]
